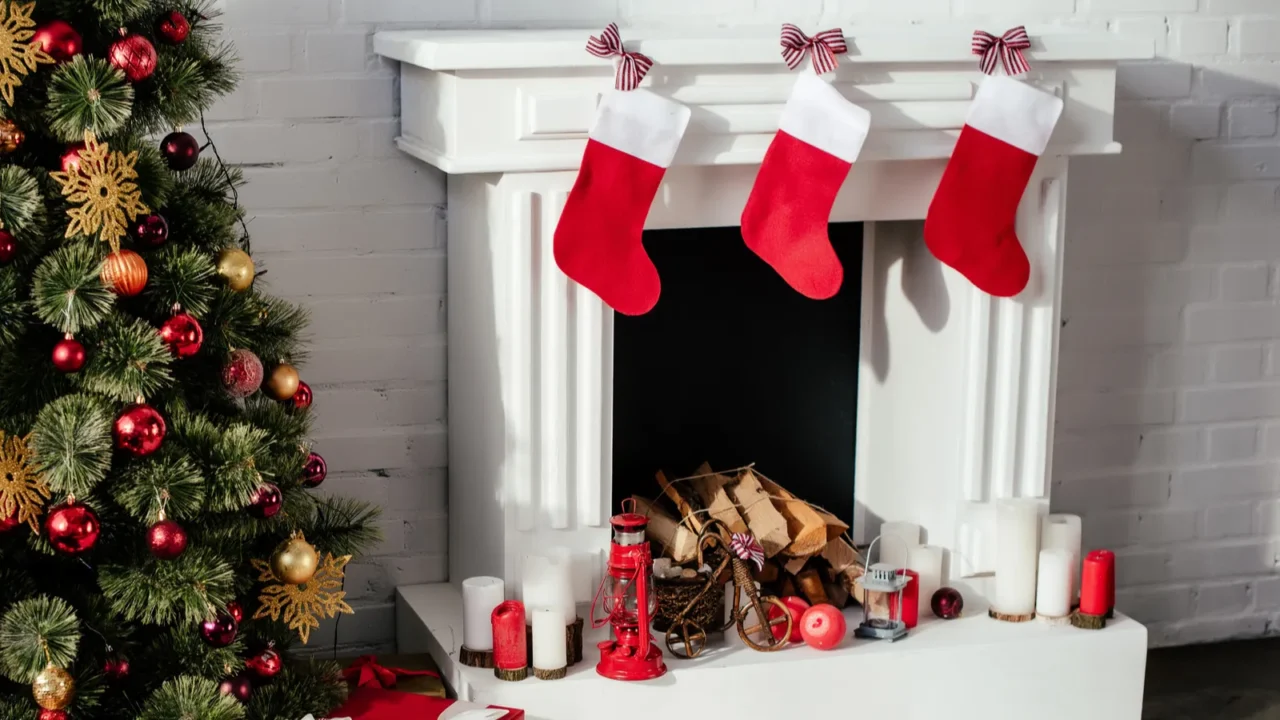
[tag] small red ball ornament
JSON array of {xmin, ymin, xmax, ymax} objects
[
  {"xmin": 130, "ymin": 213, "xmax": 169, "ymax": 248},
  {"xmin": 798, "ymin": 604, "xmax": 846, "ymax": 651},
  {"xmin": 159, "ymin": 313, "xmax": 203, "ymax": 358},
  {"xmin": 114, "ymin": 403, "xmax": 166, "ymax": 457},
  {"xmin": 103, "ymin": 654, "xmax": 130, "ymax": 681},
  {"xmin": 931, "ymin": 587, "xmax": 964, "ymax": 620},
  {"xmin": 227, "ymin": 600, "xmax": 244, "ymax": 624},
  {"xmin": 301, "ymin": 452, "xmax": 327, "ymax": 489},
  {"xmin": 156, "ymin": 10, "xmax": 191, "ymax": 45},
  {"xmin": 218, "ymin": 673, "xmax": 252, "ymax": 702},
  {"xmin": 0, "ymin": 507, "xmax": 20, "ymax": 533},
  {"xmin": 59, "ymin": 143, "xmax": 85, "ymax": 174},
  {"xmin": 101, "ymin": 249, "xmax": 148, "ymax": 296},
  {"xmin": 32, "ymin": 21, "xmax": 82, "ymax": 63},
  {"xmin": 249, "ymin": 484, "xmax": 283, "ymax": 519},
  {"xmin": 222, "ymin": 348, "xmax": 264, "ymax": 398},
  {"xmin": 147, "ymin": 518, "xmax": 188, "ymax": 560},
  {"xmin": 0, "ymin": 229, "xmax": 16, "ymax": 264},
  {"xmin": 52, "ymin": 336, "xmax": 86, "ymax": 374},
  {"xmin": 109, "ymin": 33, "xmax": 157, "ymax": 82},
  {"xmin": 161, "ymin": 131, "xmax": 201, "ymax": 171},
  {"xmin": 37, "ymin": 710, "xmax": 68, "ymax": 720},
  {"xmin": 45, "ymin": 502, "xmax": 100, "ymax": 554},
  {"xmin": 200, "ymin": 612, "xmax": 238, "ymax": 648},
  {"xmin": 292, "ymin": 381, "xmax": 313, "ymax": 410},
  {"xmin": 246, "ymin": 647, "xmax": 282, "ymax": 680}
]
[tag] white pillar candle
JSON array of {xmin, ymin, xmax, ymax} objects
[
  {"xmin": 522, "ymin": 547, "xmax": 576, "ymax": 624},
  {"xmin": 531, "ymin": 606, "xmax": 567, "ymax": 672},
  {"xmin": 1035, "ymin": 549, "xmax": 1072, "ymax": 619},
  {"xmin": 907, "ymin": 545, "xmax": 944, "ymax": 609},
  {"xmin": 462, "ymin": 576, "xmax": 505, "ymax": 651},
  {"xmin": 879, "ymin": 521, "xmax": 921, "ymax": 569},
  {"xmin": 1041, "ymin": 514, "xmax": 1082, "ymax": 599},
  {"xmin": 993, "ymin": 500, "xmax": 1040, "ymax": 616}
]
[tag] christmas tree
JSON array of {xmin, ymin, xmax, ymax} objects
[{"xmin": 0, "ymin": 2, "xmax": 381, "ymax": 719}]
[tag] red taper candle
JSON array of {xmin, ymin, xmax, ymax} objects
[
  {"xmin": 1088, "ymin": 549, "xmax": 1116, "ymax": 616},
  {"xmin": 894, "ymin": 569, "xmax": 920, "ymax": 629},
  {"xmin": 492, "ymin": 601, "xmax": 527, "ymax": 670},
  {"xmin": 1080, "ymin": 551, "xmax": 1113, "ymax": 617}
]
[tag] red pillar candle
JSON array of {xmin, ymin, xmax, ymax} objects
[
  {"xmin": 492, "ymin": 601, "xmax": 528, "ymax": 670},
  {"xmin": 1080, "ymin": 551, "xmax": 1114, "ymax": 617},
  {"xmin": 1088, "ymin": 549, "xmax": 1116, "ymax": 616},
  {"xmin": 894, "ymin": 569, "xmax": 920, "ymax": 629}
]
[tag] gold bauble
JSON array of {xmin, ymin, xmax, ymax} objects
[
  {"xmin": 264, "ymin": 363, "xmax": 300, "ymax": 401},
  {"xmin": 271, "ymin": 534, "xmax": 320, "ymax": 585},
  {"xmin": 32, "ymin": 663, "xmax": 74, "ymax": 710},
  {"xmin": 216, "ymin": 248, "xmax": 255, "ymax": 292},
  {"xmin": 0, "ymin": 118, "xmax": 24, "ymax": 154}
]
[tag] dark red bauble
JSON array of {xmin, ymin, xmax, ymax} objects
[
  {"xmin": 0, "ymin": 229, "xmax": 16, "ymax": 264},
  {"xmin": 292, "ymin": 381, "xmax": 313, "ymax": 411},
  {"xmin": 156, "ymin": 10, "xmax": 191, "ymax": 45},
  {"xmin": 59, "ymin": 143, "xmax": 85, "ymax": 174},
  {"xmin": 109, "ymin": 33, "xmax": 157, "ymax": 82},
  {"xmin": 103, "ymin": 654, "xmax": 130, "ymax": 681},
  {"xmin": 249, "ymin": 484, "xmax": 283, "ymax": 519},
  {"xmin": 218, "ymin": 673, "xmax": 252, "ymax": 702},
  {"xmin": 147, "ymin": 519, "xmax": 188, "ymax": 560},
  {"xmin": 161, "ymin": 131, "xmax": 201, "ymax": 171},
  {"xmin": 245, "ymin": 648, "xmax": 282, "ymax": 680},
  {"xmin": 0, "ymin": 507, "xmax": 20, "ymax": 533},
  {"xmin": 159, "ymin": 313, "xmax": 203, "ymax": 359},
  {"xmin": 45, "ymin": 502, "xmax": 100, "ymax": 554},
  {"xmin": 931, "ymin": 587, "xmax": 964, "ymax": 620},
  {"xmin": 51, "ymin": 336, "xmax": 86, "ymax": 374},
  {"xmin": 37, "ymin": 710, "xmax": 68, "ymax": 720},
  {"xmin": 113, "ymin": 403, "xmax": 166, "ymax": 457},
  {"xmin": 227, "ymin": 600, "xmax": 244, "ymax": 624},
  {"xmin": 32, "ymin": 20, "xmax": 82, "ymax": 63},
  {"xmin": 130, "ymin": 213, "xmax": 169, "ymax": 248},
  {"xmin": 200, "ymin": 612, "xmax": 238, "ymax": 648},
  {"xmin": 301, "ymin": 452, "xmax": 327, "ymax": 489},
  {"xmin": 222, "ymin": 348, "xmax": 264, "ymax": 398}
]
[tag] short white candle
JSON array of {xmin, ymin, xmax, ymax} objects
[
  {"xmin": 462, "ymin": 576, "xmax": 505, "ymax": 651},
  {"xmin": 993, "ymin": 500, "xmax": 1040, "ymax": 616},
  {"xmin": 879, "ymin": 521, "xmax": 921, "ymax": 569},
  {"xmin": 1041, "ymin": 514, "xmax": 1082, "ymax": 599},
  {"xmin": 1035, "ymin": 549, "xmax": 1072, "ymax": 619},
  {"xmin": 907, "ymin": 545, "xmax": 944, "ymax": 609},
  {"xmin": 523, "ymin": 548, "xmax": 576, "ymax": 624},
  {"xmin": 531, "ymin": 606, "xmax": 567, "ymax": 673}
]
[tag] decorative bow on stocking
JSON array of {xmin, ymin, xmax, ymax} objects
[
  {"xmin": 972, "ymin": 26, "xmax": 1032, "ymax": 76},
  {"xmin": 587, "ymin": 23, "xmax": 654, "ymax": 91},
  {"xmin": 780, "ymin": 24, "xmax": 848, "ymax": 75},
  {"xmin": 341, "ymin": 655, "xmax": 439, "ymax": 690}
]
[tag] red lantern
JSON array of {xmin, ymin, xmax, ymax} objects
[
  {"xmin": 51, "ymin": 336, "xmax": 86, "ymax": 373},
  {"xmin": 45, "ymin": 502, "xmax": 100, "ymax": 554},
  {"xmin": 159, "ymin": 313, "xmax": 203, "ymax": 358},
  {"xmin": 109, "ymin": 33, "xmax": 157, "ymax": 82},
  {"xmin": 591, "ymin": 505, "xmax": 666, "ymax": 681},
  {"xmin": 113, "ymin": 403, "xmax": 166, "ymax": 457}
]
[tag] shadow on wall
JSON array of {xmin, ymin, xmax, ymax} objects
[{"xmin": 1052, "ymin": 62, "xmax": 1280, "ymax": 646}]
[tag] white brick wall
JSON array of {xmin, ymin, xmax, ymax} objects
[{"xmin": 225, "ymin": 0, "xmax": 1280, "ymax": 650}]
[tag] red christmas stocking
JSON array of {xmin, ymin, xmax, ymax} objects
[
  {"xmin": 741, "ymin": 73, "xmax": 871, "ymax": 300},
  {"xmin": 924, "ymin": 75, "xmax": 1064, "ymax": 297},
  {"xmin": 554, "ymin": 89, "xmax": 691, "ymax": 316}
]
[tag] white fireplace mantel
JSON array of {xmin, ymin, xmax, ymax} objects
[{"xmin": 376, "ymin": 26, "xmax": 1152, "ymax": 720}]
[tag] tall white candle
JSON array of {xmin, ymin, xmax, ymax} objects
[
  {"xmin": 879, "ymin": 521, "xmax": 921, "ymax": 569},
  {"xmin": 462, "ymin": 576, "xmax": 505, "ymax": 651},
  {"xmin": 531, "ymin": 607, "xmax": 567, "ymax": 673},
  {"xmin": 522, "ymin": 547, "xmax": 576, "ymax": 624},
  {"xmin": 993, "ymin": 500, "xmax": 1039, "ymax": 616},
  {"xmin": 1041, "ymin": 514, "xmax": 1082, "ymax": 599},
  {"xmin": 907, "ymin": 545, "xmax": 944, "ymax": 609},
  {"xmin": 1035, "ymin": 549, "xmax": 1072, "ymax": 619}
]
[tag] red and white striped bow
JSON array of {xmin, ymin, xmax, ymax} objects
[
  {"xmin": 972, "ymin": 26, "xmax": 1032, "ymax": 76},
  {"xmin": 587, "ymin": 23, "xmax": 653, "ymax": 91},
  {"xmin": 781, "ymin": 24, "xmax": 848, "ymax": 75},
  {"xmin": 730, "ymin": 533, "xmax": 766, "ymax": 571}
]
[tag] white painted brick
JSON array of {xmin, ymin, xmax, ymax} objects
[
  {"xmin": 1228, "ymin": 103, "xmax": 1279, "ymax": 137},
  {"xmin": 1186, "ymin": 304, "xmax": 1280, "ymax": 343},
  {"xmin": 308, "ymin": 295, "xmax": 446, "ymax": 340},
  {"xmin": 259, "ymin": 252, "xmax": 446, "ymax": 297},
  {"xmin": 1238, "ymin": 20, "xmax": 1280, "ymax": 56},
  {"xmin": 1057, "ymin": 348, "xmax": 1206, "ymax": 391},
  {"xmin": 1112, "ymin": 549, "xmax": 1173, "ymax": 586},
  {"xmin": 1222, "ymin": 182, "xmax": 1278, "ymax": 215},
  {"xmin": 1053, "ymin": 472, "xmax": 1171, "ymax": 512},
  {"xmin": 1192, "ymin": 144, "xmax": 1280, "ymax": 181},
  {"xmin": 1203, "ymin": 503, "xmax": 1256, "ymax": 539},
  {"xmin": 1161, "ymin": 615, "xmax": 1271, "ymax": 645},
  {"xmin": 226, "ymin": 0, "xmax": 329, "ymax": 25},
  {"xmin": 960, "ymin": 0, "xmax": 1076, "ymax": 12},
  {"xmin": 1190, "ymin": 225, "xmax": 1280, "ymax": 261},
  {"xmin": 1256, "ymin": 577, "xmax": 1280, "ymax": 608},
  {"xmin": 1212, "ymin": 345, "xmax": 1266, "ymax": 382},
  {"xmin": 313, "ymin": 425, "xmax": 448, "ymax": 473},
  {"xmin": 258, "ymin": 76, "xmax": 395, "ymax": 119},
  {"xmin": 249, "ymin": 208, "xmax": 444, "ymax": 253},
  {"xmin": 1174, "ymin": 17, "xmax": 1228, "ymax": 56},
  {"xmin": 1172, "ymin": 463, "xmax": 1280, "ymax": 502},
  {"xmin": 1169, "ymin": 103, "xmax": 1222, "ymax": 139},
  {"xmin": 1089, "ymin": 0, "xmax": 1196, "ymax": 10},
  {"xmin": 1086, "ymin": 509, "xmax": 1198, "ymax": 547},
  {"xmin": 1065, "ymin": 265, "xmax": 1214, "ymax": 310},
  {"xmin": 1200, "ymin": 63, "xmax": 1280, "ymax": 97},
  {"xmin": 1056, "ymin": 390, "xmax": 1177, "ymax": 428},
  {"xmin": 1117, "ymin": 63, "xmax": 1194, "ymax": 99},
  {"xmin": 226, "ymin": 31, "xmax": 294, "ymax": 72},
  {"xmin": 1058, "ymin": 308, "xmax": 1183, "ymax": 348},
  {"xmin": 1255, "ymin": 498, "xmax": 1280, "ymax": 534},
  {"xmin": 829, "ymin": 0, "xmax": 950, "ymax": 20},
  {"xmin": 1169, "ymin": 540, "xmax": 1278, "ymax": 580},
  {"xmin": 1159, "ymin": 185, "xmax": 1222, "ymax": 224},
  {"xmin": 344, "ymin": 0, "xmax": 478, "ymax": 23},
  {"xmin": 1209, "ymin": 0, "xmax": 1279, "ymax": 11},
  {"xmin": 1114, "ymin": 17, "xmax": 1169, "ymax": 56},
  {"xmin": 1219, "ymin": 264, "xmax": 1271, "ymax": 300},
  {"xmin": 1196, "ymin": 581, "xmax": 1254, "ymax": 615},
  {"xmin": 312, "ymin": 386, "xmax": 447, "ymax": 435},
  {"xmin": 1208, "ymin": 425, "xmax": 1261, "ymax": 462},
  {"xmin": 1117, "ymin": 586, "xmax": 1194, "ymax": 623},
  {"xmin": 1182, "ymin": 385, "xmax": 1280, "ymax": 423},
  {"xmin": 305, "ymin": 32, "xmax": 370, "ymax": 73}
]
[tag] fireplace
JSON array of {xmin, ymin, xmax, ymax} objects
[{"xmin": 376, "ymin": 26, "xmax": 1153, "ymax": 720}]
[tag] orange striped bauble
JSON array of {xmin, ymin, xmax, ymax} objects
[{"xmin": 101, "ymin": 249, "xmax": 148, "ymax": 297}]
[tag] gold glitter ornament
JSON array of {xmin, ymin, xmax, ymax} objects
[
  {"xmin": 32, "ymin": 663, "xmax": 74, "ymax": 710},
  {"xmin": 0, "ymin": 2, "xmax": 54, "ymax": 106},
  {"xmin": 253, "ymin": 552, "xmax": 353, "ymax": 644},
  {"xmin": 49, "ymin": 130, "xmax": 149, "ymax": 251},
  {"xmin": 0, "ymin": 432, "xmax": 50, "ymax": 532},
  {"xmin": 270, "ymin": 533, "xmax": 320, "ymax": 585},
  {"xmin": 215, "ymin": 248, "xmax": 255, "ymax": 292}
]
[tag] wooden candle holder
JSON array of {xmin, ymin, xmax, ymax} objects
[
  {"xmin": 988, "ymin": 609, "xmax": 1036, "ymax": 623},
  {"xmin": 1071, "ymin": 610, "xmax": 1107, "ymax": 630},
  {"xmin": 459, "ymin": 646, "xmax": 494, "ymax": 668},
  {"xmin": 494, "ymin": 666, "xmax": 528, "ymax": 682},
  {"xmin": 534, "ymin": 666, "xmax": 567, "ymax": 680}
]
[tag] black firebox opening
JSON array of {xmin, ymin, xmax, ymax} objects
[{"xmin": 612, "ymin": 224, "xmax": 862, "ymax": 527}]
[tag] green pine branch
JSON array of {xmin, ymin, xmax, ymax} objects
[
  {"xmin": 45, "ymin": 56, "xmax": 134, "ymax": 143},
  {"xmin": 76, "ymin": 314, "xmax": 175, "ymax": 401},
  {"xmin": 138, "ymin": 676, "xmax": 245, "ymax": 720},
  {"xmin": 98, "ymin": 548, "xmax": 236, "ymax": 626},
  {"xmin": 30, "ymin": 393, "xmax": 113, "ymax": 497},
  {"xmin": 143, "ymin": 244, "xmax": 216, "ymax": 318},
  {"xmin": 31, "ymin": 243, "xmax": 114, "ymax": 335},
  {"xmin": 112, "ymin": 447, "xmax": 205, "ymax": 522},
  {"xmin": 306, "ymin": 496, "xmax": 384, "ymax": 560},
  {"xmin": 0, "ymin": 167, "xmax": 45, "ymax": 239},
  {"xmin": 0, "ymin": 596, "xmax": 80, "ymax": 684}
]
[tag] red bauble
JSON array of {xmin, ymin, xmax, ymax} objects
[
  {"xmin": 101, "ymin": 249, "xmax": 148, "ymax": 296},
  {"xmin": 292, "ymin": 381, "xmax": 313, "ymax": 410},
  {"xmin": 147, "ymin": 518, "xmax": 188, "ymax": 560},
  {"xmin": 32, "ymin": 20, "xmax": 82, "ymax": 63},
  {"xmin": 0, "ymin": 507, "xmax": 20, "ymax": 533},
  {"xmin": 931, "ymin": 587, "xmax": 964, "ymax": 620},
  {"xmin": 301, "ymin": 453, "xmax": 327, "ymax": 489},
  {"xmin": 109, "ymin": 33, "xmax": 157, "ymax": 82},
  {"xmin": 37, "ymin": 710, "xmax": 68, "ymax": 720},
  {"xmin": 130, "ymin": 213, "xmax": 169, "ymax": 248},
  {"xmin": 159, "ymin": 313, "xmax": 203, "ymax": 359},
  {"xmin": 161, "ymin": 131, "xmax": 201, "ymax": 171},
  {"xmin": 799, "ymin": 604, "xmax": 846, "ymax": 651},
  {"xmin": 218, "ymin": 673, "xmax": 253, "ymax": 702},
  {"xmin": 114, "ymin": 403, "xmax": 166, "ymax": 457},
  {"xmin": 227, "ymin": 600, "xmax": 244, "ymax": 624},
  {"xmin": 157, "ymin": 10, "xmax": 191, "ymax": 44},
  {"xmin": 249, "ymin": 484, "xmax": 283, "ymax": 519},
  {"xmin": 200, "ymin": 612, "xmax": 238, "ymax": 648},
  {"xmin": 103, "ymin": 654, "xmax": 130, "ymax": 681},
  {"xmin": 222, "ymin": 348, "xmax": 264, "ymax": 398},
  {"xmin": 52, "ymin": 336, "xmax": 86, "ymax": 374},
  {"xmin": 767, "ymin": 595, "xmax": 810, "ymax": 644},
  {"xmin": 59, "ymin": 143, "xmax": 85, "ymax": 174},
  {"xmin": 245, "ymin": 647, "xmax": 282, "ymax": 680},
  {"xmin": 45, "ymin": 502, "xmax": 100, "ymax": 554},
  {"xmin": 0, "ymin": 229, "xmax": 16, "ymax": 264}
]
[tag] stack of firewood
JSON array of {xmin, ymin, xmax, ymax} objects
[{"xmin": 632, "ymin": 463, "xmax": 865, "ymax": 608}]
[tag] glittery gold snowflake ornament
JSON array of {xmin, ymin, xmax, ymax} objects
[
  {"xmin": 0, "ymin": 432, "xmax": 51, "ymax": 532},
  {"xmin": 0, "ymin": 1, "xmax": 53, "ymax": 106},
  {"xmin": 253, "ymin": 552, "xmax": 353, "ymax": 643},
  {"xmin": 49, "ymin": 130, "xmax": 149, "ymax": 251}
]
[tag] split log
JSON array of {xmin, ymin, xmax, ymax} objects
[
  {"xmin": 796, "ymin": 569, "xmax": 830, "ymax": 606},
  {"xmin": 727, "ymin": 469, "xmax": 791, "ymax": 558},
  {"xmin": 783, "ymin": 555, "xmax": 809, "ymax": 577},
  {"xmin": 630, "ymin": 496, "xmax": 697, "ymax": 564},
  {"xmin": 656, "ymin": 470, "xmax": 704, "ymax": 534},
  {"xmin": 757, "ymin": 474, "xmax": 848, "ymax": 557},
  {"xmin": 820, "ymin": 537, "xmax": 863, "ymax": 577},
  {"xmin": 689, "ymin": 462, "xmax": 748, "ymax": 535}
]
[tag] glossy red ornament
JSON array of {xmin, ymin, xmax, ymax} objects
[
  {"xmin": 52, "ymin": 336, "xmax": 86, "ymax": 373},
  {"xmin": 768, "ymin": 595, "xmax": 809, "ymax": 644},
  {"xmin": 101, "ymin": 249, "xmax": 148, "ymax": 296},
  {"xmin": 246, "ymin": 647, "xmax": 282, "ymax": 680},
  {"xmin": 114, "ymin": 403, "xmax": 166, "ymax": 457},
  {"xmin": 109, "ymin": 33, "xmax": 157, "ymax": 82},
  {"xmin": 37, "ymin": 710, "xmax": 68, "ymax": 720},
  {"xmin": 799, "ymin": 604, "xmax": 846, "ymax": 650},
  {"xmin": 32, "ymin": 20, "xmax": 82, "ymax": 63},
  {"xmin": 0, "ymin": 506, "xmax": 20, "ymax": 532},
  {"xmin": 218, "ymin": 673, "xmax": 252, "ymax": 702},
  {"xmin": 227, "ymin": 600, "xmax": 244, "ymax": 624},
  {"xmin": 301, "ymin": 453, "xmax": 327, "ymax": 488},
  {"xmin": 45, "ymin": 502, "xmax": 100, "ymax": 554},
  {"xmin": 156, "ymin": 10, "xmax": 191, "ymax": 45},
  {"xmin": 249, "ymin": 484, "xmax": 282, "ymax": 519},
  {"xmin": 222, "ymin": 348, "xmax": 264, "ymax": 398},
  {"xmin": 59, "ymin": 143, "xmax": 85, "ymax": 174},
  {"xmin": 103, "ymin": 654, "xmax": 130, "ymax": 681},
  {"xmin": 0, "ymin": 229, "xmax": 16, "ymax": 264},
  {"xmin": 130, "ymin": 213, "xmax": 169, "ymax": 248},
  {"xmin": 930, "ymin": 587, "xmax": 964, "ymax": 620},
  {"xmin": 292, "ymin": 381, "xmax": 312, "ymax": 410},
  {"xmin": 200, "ymin": 612, "xmax": 238, "ymax": 648},
  {"xmin": 161, "ymin": 131, "xmax": 201, "ymax": 171},
  {"xmin": 159, "ymin": 313, "xmax": 203, "ymax": 358},
  {"xmin": 147, "ymin": 518, "xmax": 188, "ymax": 560}
]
